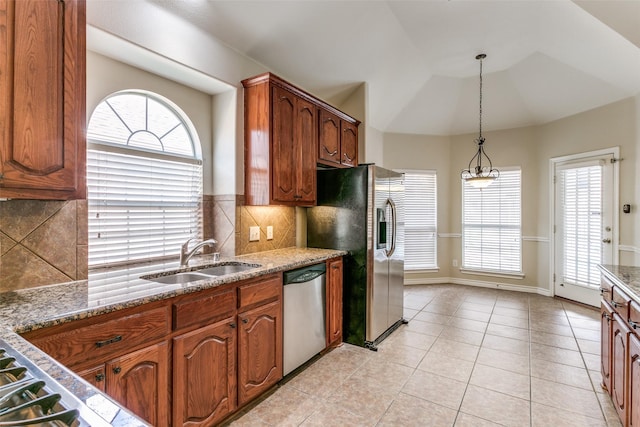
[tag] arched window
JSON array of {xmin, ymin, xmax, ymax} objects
[{"xmin": 87, "ymin": 90, "xmax": 203, "ymax": 267}]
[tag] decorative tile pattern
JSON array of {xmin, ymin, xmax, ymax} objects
[{"xmin": 0, "ymin": 200, "xmax": 88, "ymax": 290}]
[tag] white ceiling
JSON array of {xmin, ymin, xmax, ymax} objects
[{"xmin": 141, "ymin": 0, "xmax": 640, "ymax": 136}]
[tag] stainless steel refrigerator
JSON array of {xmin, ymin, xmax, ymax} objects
[{"xmin": 307, "ymin": 164, "xmax": 405, "ymax": 350}]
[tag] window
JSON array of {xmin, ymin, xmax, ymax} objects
[
  {"xmin": 400, "ymin": 171, "xmax": 437, "ymax": 270},
  {"xmin": 87, "ymin": 91, "xmax": 203, "ymax": 267},
  {"xmin": 462, "ymin": 168, "xmax": 521, "ymax": 274}
]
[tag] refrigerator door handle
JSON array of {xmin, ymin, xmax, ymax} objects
[{"xmin": 386, "ymin": 198, "xmax": 397, "ymax": 257}]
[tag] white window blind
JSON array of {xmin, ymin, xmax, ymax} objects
[
  {"xmin": 401, "ymin": 171, "xmax": 437, "ymax": 270},
  {"xmin": 462, "ymin": 169, "xmax": 521, "ymax": 273},
  {"xmin": 559, "ymin": 163, "xmax": 602, "ymax": 287},
  {"xmin": 87, "ymin": 91, "xmax": 203, "ymax": 268}
]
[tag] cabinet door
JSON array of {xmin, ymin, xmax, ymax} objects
[
  {"xmin": 271, "ymin": 86, "xmax": 297, "ymax": 203},
  {"xmin": 0, "ymin": 0, "xmax": 86, "ymax": 200},
  {"xmin": 237, "ymin": 300, "xmax": 282, "ymax": 405},
  {"xmin": 76, "ymin": 364, "xmax": 106, "ymax": 392},
  {"xmin": 327, "ymin": 258, "xmax": 343, "ymax": 347},
  {"xmin": 611, "ymin": 314, "xmax": 628, "ymax": 423},
  {"xmin": 341, "ymin": 121, "xmax": 358, "ymax": 167},
  {"xmin": 107, "ymin": 341, "xmax": 169, "ymax": 427},
  {"xmin": 602, "ymin": 301, "xmax": 614, "ymax": 393},
  {"xmin": 630, "ymin": 333, "xmax": 640, "ymax": 427},
  {"xmin": 318, "ymin": 109, "xmax": 341, "ymax": 165},
  {"xmin": 173, "ymin": 318, "xmax": 237, "ymax": 427},
  {"xmin": 296, "ymin": 97, "xmax": 317, "ymax": 204}
]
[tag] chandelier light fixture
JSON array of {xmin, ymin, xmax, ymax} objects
[{"xmin": 461, "ymin": 53, "xmax": 499, "ymax": 188}]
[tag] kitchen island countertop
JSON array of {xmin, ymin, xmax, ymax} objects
[
  {"xmin": 599, "ymin": 264, "xmax": 640, "ymax": 303},
  {"xmin": 0, "ymin": 247, "xmax": 345, "ymax": 425}
]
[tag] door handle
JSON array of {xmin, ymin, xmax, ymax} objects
[
  {"xmin": 386, "ymin": 198, "xmax": 397, "ymax": 257},
  {"xmin": 602, "ymin": 238, "xmax": 611, "ymax": 243}
]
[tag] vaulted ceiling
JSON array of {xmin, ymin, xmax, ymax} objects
[{"xmin": 136, "ymin": 1, "xmax": 640, "ymax": 136}]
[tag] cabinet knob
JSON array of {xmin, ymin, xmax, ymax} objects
[
  {"xmin": 112, "ymin": 367, "xmax": 121, "ymax": 374},
  {"xmin": 630, "ymin": 320, "xmax": 638, "ymax": 330},
  {"xmin": 95, "ymin": 373, "xmax": 105, "ymax": 382},
  {"xmin": 229, "ymin": 322, "xmax": 236, "ymax": 329},
  {"xmin": 242, "ymin": 318, "xmax": 249, "ymax": 324}
]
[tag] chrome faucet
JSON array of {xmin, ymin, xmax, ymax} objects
[{"xmin": 180, "ymin": 238, "xmax": 217, "ymax": 267}]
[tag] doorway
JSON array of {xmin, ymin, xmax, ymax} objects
[{"xmin": 551, "ymin": 148, "xmax": 618, "ymax": 307}]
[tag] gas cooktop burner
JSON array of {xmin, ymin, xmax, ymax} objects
[{"xmin": 0, "ymin": 339, "xmax": 113, "ymax": 427}]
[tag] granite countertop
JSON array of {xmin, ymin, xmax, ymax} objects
[
  {"xmin": 0, "ymin": 247, "xmax": 346, "ymax": 426},
  {"xmin": 599, "ymin": 264, "xmax": 640, "ymax": 303}
]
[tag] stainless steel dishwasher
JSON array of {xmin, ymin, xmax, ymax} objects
[{"xmin": 283, "ymin": 263, "xmax": 326, "ymax": 375}]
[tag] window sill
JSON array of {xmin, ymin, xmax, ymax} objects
[
  {"xmin": 460, "ymin": 268, "xmax": 525, "ymax": 280},
  {"xmin": 405, "ymin": 267, "xmax": 440, "ymax": 273}
]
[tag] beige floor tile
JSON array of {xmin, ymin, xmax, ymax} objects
[
  {"xmin": 583, "ymin": 352, "xmax": 601, "ymax": 371},
  {"xmin": 454, "ymin": 412, "xmax": 504, "ymax": 427},
  {"xmin": 529, "ymin": 312, "xmax": 571, "ymax": 326},
  {"xmin": 386, "ymin": 329, "xmax": 438, "ymax": 350},
  {"xmin": 453, "ymin": 308, "xmax": 492, "ymax": 323},
  {"xmin": 490, "ymin": 313, "xmax": 529, "ymax": 329},
  {"xmin": 573, "ymin": 326, "xmax": 601, "ymax": 341},
  {"xmin": 326, "ymin": 376, "xmax": 397, "ymax": 421},
  {"xmin": 404, "ymin": 296, "xmax": 433, "ymax": 311},
  {"xmin": 493, "ymin": 306, "xmax": 529, "ymax": 319},
  {"xmin": 299, "ymin": 401, "xmax": 374, "ymax": 427},
  {"xmin": 589, "ymin": 369, "xmax": 608, "ymax": 394},
  {"xmin": 355, "ymin": 358, "xmax": 414, "ymax": 393},
  {"xmin": 401, "ymin": 370, "xmax": 467, "ymax": 410},
  {"xmin": 482, "ymin": 334, "xmax": 530, "ymax": 356},
  {"xmin": 413, "ymin": 311, "xmax": 452, "ymax": 325},
  {"xmin": 464, "ymin": 295, "xmax": 497, "ymax": 306},
  {"xmin": 286, "ymin": 359, "xmax": 350, "ymax": 398},
  {"xmin": 495, "ymin": 299, "xmax": 529, "ymax": 310},
  {"xmin": 404, "ymin": 307, "xmax": 419, "ymax": 319},
  {"xmin": 595, "ymin": 390, "xmax": 624, "ymax": 427},
  {"xmin": 249, "ymin": 385, "xmax": 318, "ymax": 426},
  {"xmin": 531, "ymin": 402, "xmax": 607, "ymax": 427},
  {"xmin": 429, "ymin": 337, "xmax": 480, "ymax": 362},
  {"xmin": 569, "ymin": 316, "xmax": 601, "ymax": 331},
  {"xmin": 564, "ymin": 304, "xmax": 599, "ymax": 321},
  {"xmin": 531, "ymin": 377, "xmax": 604, "ymax": 419},
  {"xmin": 470, "ymin": 364, "xmax": 530, "ymax": 399},
  {"xmin": 531, "ymin": 357, "xmax": 593, "ymax": 390},
  {"xmin": 402, "ymin": 319, "xmax": 446, "ymax": 337},
  {"xmin": 530, "ymin": 329, "xmax": 580, "ymax": 351},
  {"xmin": 227, "ymin": 412, "xmax": 272, "ymax": 427},
  {"xmin": 529, "ymin": 318, "xmax": 574, "ymax": 336},
  {"xmin": 578, "ymin": 338, "xmax": 602, "ymax": 355},
  {"xmin": 460, "ymin": 384, "xmax": 530, "ymax": 427},
  {"xmin": 447, "ymin": 316, "xmax": 488, "ymax": 333},
  {"xmin": 530, "ymin": 342, "xmax": 585, "ymax": 368},
  {"xmin": 417, "ymin": 350, "xmax": 475, "ymax": 382},
  {"xmin": 424, "ymin": 302, "xmax": 461, "ymax": 315},
  {"xmin": 439, "ymin": 325, "xmax": 485, "ymax": 346},
  {"xmin": 375, "ymin": 342, "xmax": 427, "ymax": 368},
  {"xmin": 377, "ymin": 393, "xmax": 458, "ymax": 427},
  {"xmin": 458, "ymin": 301, "xmax": 495, "ymax": 313},
  {"xmin": 486, "ymin": 322, "xmax": 529, "ymax": 341},
  {"xmin": 476, "ymin": 346, "xmax": 530, "ymax": 375}
]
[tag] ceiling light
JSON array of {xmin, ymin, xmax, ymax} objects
[{"xmin": 461, "ymin": 53, "xmax": 499, "ymax": 189}]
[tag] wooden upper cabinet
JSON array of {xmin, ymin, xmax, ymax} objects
[
  {"xmin": 0, "ymin": 0, "xmax": 86, "ymax": 200},
  {"xmin": 318, "ymin": 108, "xmax": 358, "ymax": 168},
  {"xmin": 243, "ymin": 72, "xmax": 359, "ymax": 206}
]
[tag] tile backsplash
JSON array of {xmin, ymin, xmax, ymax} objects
[
  {"xmin": 0, "ymin": 200, "xmax": 88, "ymax": 291},
  {"xmin": 1, "ymin": 196, "xmax": 296, "ymax": 291}
]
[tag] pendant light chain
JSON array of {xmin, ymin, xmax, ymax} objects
[{"xmin": 478, "ymin": 55, "xmax": 483, "ymax": 140}]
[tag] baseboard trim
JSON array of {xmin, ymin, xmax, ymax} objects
[{"xmin": 404, "ymin": 276, "xmax": 552, "ymax": 297}]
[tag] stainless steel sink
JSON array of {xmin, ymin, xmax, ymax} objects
[
  {"xmin": 141, "ymin": 262, "xmax": 261, "ymax": 285},
  {"xmin": 196, "ymin": 263, "xmax": 258, "ymax": 276},
  {"xmin": 146, "ymin": 272, "xmax": 213, "ymax": 285}
]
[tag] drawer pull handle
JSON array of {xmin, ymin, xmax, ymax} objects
[
  {"xmin": 323, "ymin": 146, "xmax": 338, "ymax": 156},
  {"xmin": 242, "ymin": 318, "xmax": 249, "ymax": 324},
  {"xmin": 604, "ymin": 313, "xmax": 611, "ymax": 322},
  {"xmin": 95, "ymin": 373, "xmax": 105, "ymax": 382},
  {"xmin": 630, "ymin": 320, "xmax": 638, "ymax": 330},
  {"xmin": 612, "ymin": 301, "xmax": 624, "ymax": 309},
  {"xmin": 112, "ymin": 367, "xmax": 121, "ymax": 374},
  {"xmin": 600, "ymin": 287, "xmax": 609, "ymax": 295},
  {"xmin": 95, "ymin": 335, "xmax": 123, "ymax": 348},
  {"xmin": 229, "ymin": 322, "xmax": 236, "ymax": 329}
]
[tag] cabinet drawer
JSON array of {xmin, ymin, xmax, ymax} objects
[
  {"xmin": 238, "ymin": 275, "xmax": 282, "ymax": 310},
  {"xmin": 30, "ymin": 306, "xmax": 170, "ymax": 366},
  {"xmin": 611, "ymin": 287, "xmax": 631, "ymax": 319},
  {"xmin": 173, "ymin": 287, "xmax": 236, "ymax": 331},
  {"xmin": 630, "ymin": 300, "xmax": 640, "ymax": 333}
]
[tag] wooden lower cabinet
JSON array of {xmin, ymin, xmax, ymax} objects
[
  {"xmin": 76, "ymin": 342, "xmax": 169, "ymax": 426},
  {"xmin": 612, "ymin": 314, "xmax": 629, "ymax": 422},
  {"xmin": 173, "ymin": 317, "xmax": 237, "ymax": 427},
  {"xmin": 237, "ymin": 300, "xmax": 282, "ymax": 405},
  {"xmin": 327, "ymin": 258, "xmax": 343, "ymax": 347},
  {"xmin": 630, "ymin": 333, "xmax": 640, "ymax": 427},
  {"xmin": 602, "ymin": 301, "xmax": 614, "ymax": 392}
]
